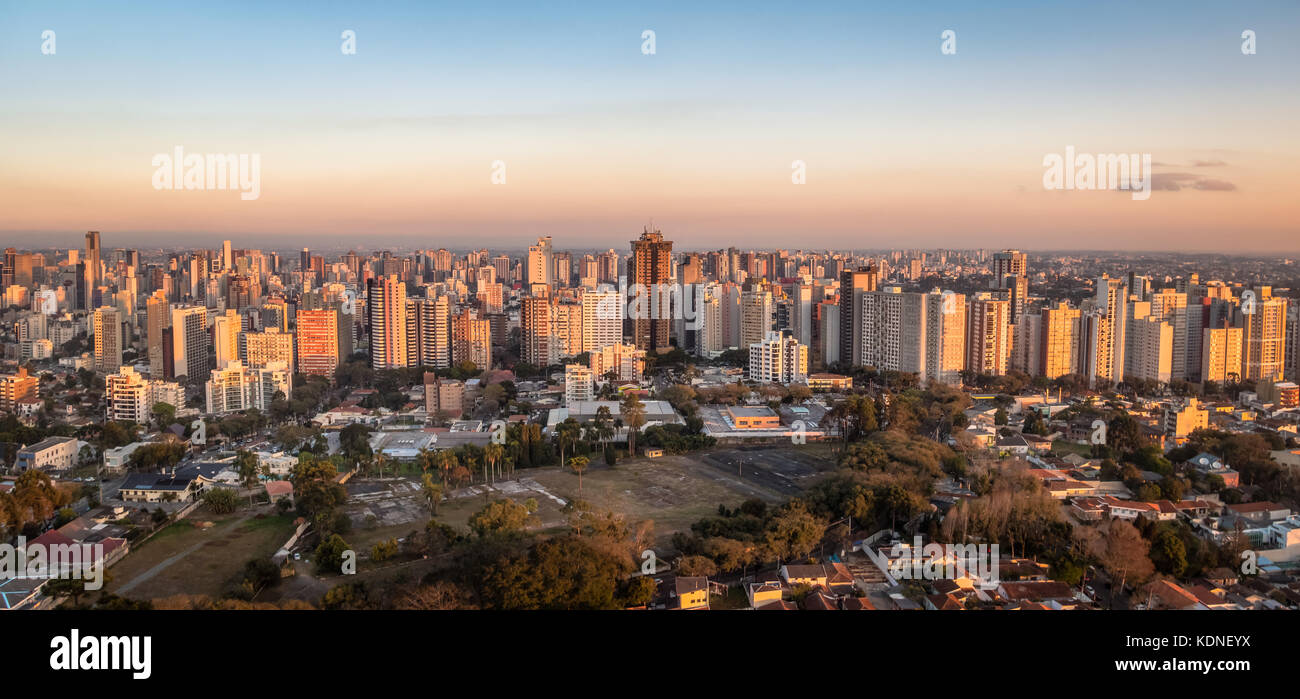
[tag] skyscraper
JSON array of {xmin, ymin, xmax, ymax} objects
[
  {"xmin": 580, "ymin": 288, "xmax": 623, "ymax": 353},
  {"xmin": 1039, "ymin": 301, "xmax": 1081, "ymax": 379},
  {"xmin": 992, "ymin": 249, "xmax": 1028, "ymax": 324},
  {"xmin": 839, "ymin": 265, "xmax": 878, "ymax": 367},
  {"xmin": 521, "ymin": 295, "xmax": 555, "ymax": 366},
  {"xmin": 368, "ymin": 274, "xmax": 409, "ymax": 370},
  {"xmin": 1201, "ymin": 325, "xmax": 1243, "ymax": 384},
  {"xmin": 170, "ymin": 305, "xmax": 210, "ymax": 381},
  {"xmin": 92, "ymin": 306, "xmax": 122, "ymax": 372},
  {"xmin": 1241, "ymin": 289, "xmax": 1287, "ymax": 382},
  {"xmin": 966, "ymin": 292, "xmax": 1012, "ymax": 376},
  {"xmin": 451, "ymin": 308, "xmax": 492, "ymax": 370},
  {"xmin": 296, "ymin": 308, "xmax": 341, "ymax": 377},
  {"xmin": 84, "ymin": 230, "xmax": 101, "ymax": 310},
  {"xmin": 629, "ymin": 227, "xmax": 673, "ymax": 353},
  {"xmin": 146, "ymin": 290, "xmax": 169, "ymax": 379},
  {"xmin": 527, "ymin": 236, "xmax": 553, "ymax": 287},
  {"xmin": 407, "ymin": 295, "xmax": 450, "ymax": 369}
]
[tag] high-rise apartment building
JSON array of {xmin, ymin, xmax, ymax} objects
[
  {"xmin": 839, "ymin": 265, "xmax": 878, "ymax": 367},
  {"xmin": 205, "ymin": 360, "xmax": 292, "ymax": 415},
  {"xmin": 740, "ymin": 286, "xmax": 774, "ymax": 348},
  {"xmin": 749, "ymin": 331, "xmax": 808, "ymax": 384},
  {"xmin": 966, "ymin": 293, "xmax": 1012, "ymax": 376},
  {"xmin": 213, "ymin": 309, "xmax": 241, "ymax": 369},
  {"xmin": 589, "ymin": 343, "xmax": 646, "ymax": 383},
  {"xmin": 171, "ymin": 305, "xmax": 210, "ymax": 381},
  {"xmin": 367, "ymin": 274, "xmax": 409, "ymax": 370},
  {"xmin": 105, "ymin": 366, "xmax": 183, "ymax": 423},
  {"xmin": 1241, "ymin": 289, "xmax": 1287, "ymax": 383},
  {"xmin": 1039, "ymin": 301, "xmax": 1081, "ymax": 379},
  {"xmin": 407, "ymin": 295, "xmax": 450, "ymax": 369},
  {"xmin": 527, "ymin": 236, "xmax": 553, "ymax": 287},
  {"xmin": 629, "ymin": 227, "xmax": 673, "ymax": 353},
  {"xmin": 451, "ymin": 309, "xmax": 492, "ymax": 370},
  {"xmin": 241, "ymin": 327, "xmax": 295, "ymax": 369},
  {"xmin": 92, "ymin": 306, "xmax": 122, "ymax": 372},
  {"xmin": 992, "ymin": 250, "xmax": 1028, "ymax": 323},
  {"xmin": 1201, "ymin": 325, "xmax": 1243, "ymax": 384},
  {"xmin": 296, "ymin": 308, "xmax": 340, "ymax": 377},
  {"xmin": 83, "ymin": 231, "xmax": 101, "ymax": 310},
  {"xmin": 580, "ymin": 288, "xmax": 623, "ymax": 353}
]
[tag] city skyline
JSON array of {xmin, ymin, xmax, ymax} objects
[{"xmin": 3, "ymin": 1, "xmax": 1298, "ymax": 252}]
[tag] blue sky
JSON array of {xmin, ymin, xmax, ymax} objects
[{"xmin": 1, "ymin": 1, "xmax": 1297, "ymax": 251}]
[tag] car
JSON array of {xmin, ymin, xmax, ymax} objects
[{"xmin": 293, "ymin": 553, "xmax": 301, "ymax": 561}]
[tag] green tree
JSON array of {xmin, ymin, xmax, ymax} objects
[
  {"xmin": 568, "ymin": 455, "xmax": 591, "ymax": 495},
  {"xmin": 151, "ymin": 401, "xmax": 176, "ymax": 428},
  {"xmin": 620, "ymin": 392, "xmax": 646, "ymax": 455},
  {"xmin": 468, "ymin": 498, "xmax": 537, "ymax": 538}
]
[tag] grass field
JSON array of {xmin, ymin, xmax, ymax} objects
[
  {"xmin": 418, "ymin": 444, "xmax": 836, "ymax": 546},
  {"xmin": 105, "ymin": 506, "xmax": 297, "ymax": 601}
]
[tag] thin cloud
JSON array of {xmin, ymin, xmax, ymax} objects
[{"xmin": 1150, "ymin": 172, "xmax": 1237, "ymax": 192}]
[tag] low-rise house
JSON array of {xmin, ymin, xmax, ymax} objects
[
  {"xmin": 1185, "ymin": 452, "xmax": 1240, "ymax": 488},
  {"xmin": 997, "ymin": 581, "xmax": 1079, "ymax": 607},
  {"xmin": 1226, "ymin": 502, "xmax": 1291, "ymax": 526},
  {"xmin": 1144, "ymin": 580, "xmax": 1207, "ymax": 610},
  {"xmin": 15, "ymin": 436, "xmax": 79, "ymax": 472},
  {"xmin": 265, "ymin": 480, "xmax": 294, "ymax": 505}
]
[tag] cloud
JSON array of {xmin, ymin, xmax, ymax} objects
[
  {"xmin": 1192, "ymin": 159, "xmax": 1227, "ymax": 167},
  {"xmin": 1150, "ymin": 172, "xmax": 1238, "ymax": 192}
]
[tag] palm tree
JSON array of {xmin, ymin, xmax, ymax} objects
[
  {"xmin": 620, "ymin": 393, "xmax": 646, "ymax": 456},
  {"xmin": 484, "ymin": 443, "xmax": 505, "ymax": 485},
  {"xmin": 434, "ymin": 450, "xmax": 458, "ymax": 488},
  {"xmin": 568, "ymin": 455, "xmax": 591, "ymax": 495},
  {"xmin": 420, "ymin": 473, "xmax": 444, "ymax": 515},
  {"xmin": 555, "ymin": 419, "xmax": 581, "ymax": 469}
]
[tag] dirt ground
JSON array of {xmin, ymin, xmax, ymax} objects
[
  {"xmin": 105, "ymin": 506, "xmax": 297, "ymax": 601},
  {"xmin": 407, "ymin": 444, "xmax": 839, "ymax": 545}
]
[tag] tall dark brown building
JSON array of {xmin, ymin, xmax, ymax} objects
[
  {"xmin": 630, "ymin": 227, "xmax": 673, "ymax": 352},
  {"xmin": 838, "ymin": 265, "xmax": 878, "ymax": 367}
]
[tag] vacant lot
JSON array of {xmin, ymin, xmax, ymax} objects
[
  {"xmin": 106, "ymin": 507, "xmax": 297, "ymax": 601},
  {"xmin": 407, "ymin": 444, "xmax": 838, "ymax": 546}
]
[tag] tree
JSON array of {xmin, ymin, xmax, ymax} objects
[
  {"xmin": 555, "ymin": 418, "xmax": 581, "ymax": 468},
  {"xmin": 677, "ymin": 554, "xmax": 718, "ymax": 577},
  {"xmin": 468, "ymin": 498, "xmax": 537, "ymax": 538},
  {"xmin": 764, "ymin": 501, "xmax": 823, "ymax": 562},
  {"xmin": 151, "ymin": 401, "xmax": 176, "ymax": 429},
  {"xmin": 484, "ymin": 443, "xmax": 505, "ymax": 484},
  {"xmin": 235, "ymin": 450, "xmax": 260, "ymax": 505},
  {"xmin": 1090, "ymin": 520, "xmax": 1155, "ymax": 602},
  {"xmin": 339, "ymin": 423, "xmax": 373, "ymax": 461},
  {"xmin": 621, "ymin": 575, "xmax": 658, "ymax": 608},
  {"xmin": 569, "ymin": 455, "xmax": 591, "ymax": 494},
  {"xmin": 203, "ymin": 488, "xmax": 239, "ymax": 514},
  {"xmin": 315, "ymin": 534, "xmax": 353, "ymax": 575},
  {"xmin": 420, "ymin": 473, "xmax": 444, "ymax": 515},
  {"xmin": 480, "ymin": 535, "xmax": 630, "ymax": 609},
  {"xmin": 620, "ymin": 392, "xmax": 646, "ymax": 455}
]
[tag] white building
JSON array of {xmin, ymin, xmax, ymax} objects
[
  {"xmin": 564, "ymin": 364, "xmax": 594, "ymax": 407},
  {"xmin": 205, "ymin": 360, "xmax": 291, "ymax": 415},
  {"xmin": 749, "ymin": 331, "xmax": 808, "ymax": 384},
  {"xmin": 589, "ymin": 343, "xmax": 646, "ymax": 383},
  {"xmin": 105, "ymin": 365, "xmax": 184, "ymax": 424}
]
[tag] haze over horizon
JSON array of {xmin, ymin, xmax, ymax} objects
[{"xmin": 2, "ymin": 0, "xmax": 1297, "ymax": 252}]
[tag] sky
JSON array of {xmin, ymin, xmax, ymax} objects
[{"xmin": 1, "ymin": 1, "xmax": 1297, "ymax": 252}]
